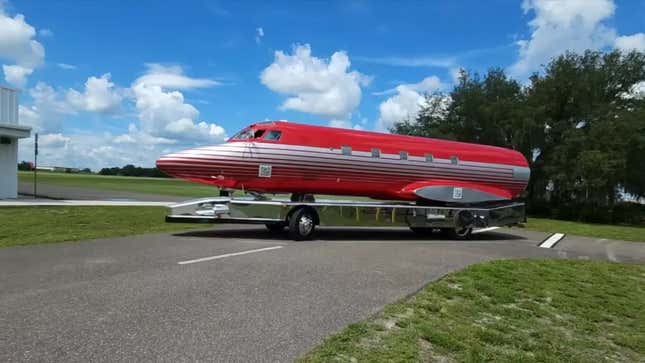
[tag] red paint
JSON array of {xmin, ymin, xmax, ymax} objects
[{"xmin": 156, "ymin": 121, "xmax": 530, "ymax": 202}]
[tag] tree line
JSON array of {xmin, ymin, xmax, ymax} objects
[
  {"xmin": 392, "ymin": 50, "xmax": 645, "ymax": 224},
  {"xmin": 98, "ymin": 165, "xmax": 170, "ymax": 178}
]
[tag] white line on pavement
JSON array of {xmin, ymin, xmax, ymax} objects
[
  {"xmin": 472, "ymin": 226, "xmax": 500, "ymax": 234},
  {"xmin": 539, "ymin": 233, "xmax": 565, "ymax": 248},
  {"xmin": 178, "ymin": 246, "xmax": 284, "ymax": 265}
]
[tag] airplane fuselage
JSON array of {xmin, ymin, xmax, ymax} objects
[{"xmin": 156, "ymin": 121, "xmax": 530, "ymax": 203}]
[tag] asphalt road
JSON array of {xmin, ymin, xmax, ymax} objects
[{"xmin": 3, "ymin": 225, "xmax": 642, "ymax": 362}]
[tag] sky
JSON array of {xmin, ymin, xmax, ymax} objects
[{"xmin": 1, "ymin": 0, "xmax": 644, "ymax": 169}]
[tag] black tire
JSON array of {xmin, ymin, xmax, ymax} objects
[
  {"xmin": 288, "ymin": 207, "xmax": 317, "ymax": 241},
  {"xmin": 410, "ymin": 227, "xmax": 434, "ymax": 236},
  {"xmin": 440, "ymin": 227, "xmax": 473, "ymax": 240},
  {"xmin": 265, "ymin": 222, "xmax": 285, "ymax": 233}
]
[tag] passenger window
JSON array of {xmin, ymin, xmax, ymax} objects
[
  {"xmin": 253, "ymin": 129, "xmax": 266, "ymax": 138},
  {"xmin": 264, "ymin": 130, "xmax": 282, "ymax": 141},
  {"xmin": 341, "ymin": 146, "xmax": 352, "ymax": 156},
  {"xmin": 400, "ymin": 151, "xmax": 408, "ymax": 160},
  {"xmin": 425, "ymin": 153, "xmax": 433, "ymax": 162},
  {"xmin": 371, "ymin": 148, "xmax": 381, "ymax": 158},
  {"xmin": 450, "ymin": 156, "xmax": 459, "ymax": 164}
]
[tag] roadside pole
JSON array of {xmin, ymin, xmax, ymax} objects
[{"xmin": 34, "ymin": 132, "xmax": 38, "ymax": 198}]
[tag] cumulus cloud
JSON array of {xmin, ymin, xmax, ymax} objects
[
  {"xmin": 376, "ymin": 76, "xmax": 445, "ymax": 131},
  {"xmin": 113, "ymin": 123, "xmax": 176, "ymax": 146},
  {"xmin": 615, "ymin": 33, "xmax": 645, "ymax": 52},
  {"xmin": 38, "ymin": 133, "xmax": 70, "ymax": 147},
  {"xmin": 134, "ymin": 63, "xmax": 219, "ymax": 90},
  {"xmin": 510, "ymin": 0, "xmax": 616, "ymax": 77},
  {"xmin": 66, "ymin": 73, "xmax": 123, "ymax": 113},
  {"xmin": 260, "ymin": 44, "xmax": 370, "ymax": 120},
  {"xmin": 0, "ymin": 7, "xmax": 45, "ymax": 87},
  {"xmin": 131, "ymin": 65, "xmax": 226, "ymax": 143},
  {"xmin": 19, "ymin": 82, "xmax": 75, "ymax": 133},
  {"xmin": 19, "ymin": 131, "xmax": 170, "ymax": 169}
]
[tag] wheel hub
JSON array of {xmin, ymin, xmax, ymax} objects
[{"xmin": 298, "ymin": 215, "xmax": 313, "ymax": 235}]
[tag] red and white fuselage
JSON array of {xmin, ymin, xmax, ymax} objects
[{"xmin": 156, "ymin": 121, "xmax": 530, "ymax": 203}]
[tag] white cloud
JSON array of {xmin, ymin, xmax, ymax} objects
[
  {"xmin": 260, "ymin": 44, "xmax": 370, "ymax": 120},
  {"xmin": 38, "ymin": 28, "xmax": 53, "ymax": 37},
  {"xmin": 113, "ymin": 123, "xmax": 176, "ymax": 146},
  {"xmin": 134, "ymin": 63, "xmax": 219, "ymax": 90},
  {"xmin": 376, "ymin": 76, "xmax": 445, "ymax": 131},
  {"xmin": 57, "ymin": 63, "xmax": 76, "ymax": 70},
  {"xmin": 615, "ymin": 33, "xmax": 645, "ymax": 52},
  {"xmin": 39, "ymin": 133, "xmax": 70, "ymax": 147},
  {"xmin": 66, "ymin": 73, "xmax": 123, "ymax": 113},
  {"xmin": 131, "ymin": 65, "xmax": 226, "ymax": 143},
  {"xmin": 510, "ymin": 0, "xmax": 616, "ymax": 77},
  {"xmin": 2, "ymin": 64, "xmax": 32, "ymax": 87},
  {"xmin": 0, "ymin": 8, "xmax": 45, "ymax": 87},
  {"xmin": 255, "ymin": 27, "xmax": 264, "ymax": 44},
  {"xmin": 353, "ymin": 55, "xmax": 455, "ymax": 68},
  {"xmin": 19, "ymin": 82, "xmax": 75, "ymax": 133}
]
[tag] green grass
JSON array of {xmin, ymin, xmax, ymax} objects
[
  {"xmin": 300, "ymin": 259, "xmax": 645, "ymax": 363},
  {"xmin": 525, "ymin": 217, "xmax": 645, "ymax": 242},
  {"xmin": 0, "ymin": 206, "xmax": 204, "ymax": 248},
  {"xmin": 19, "ymin": 171, "xmax": 219, "ymax": 197}
]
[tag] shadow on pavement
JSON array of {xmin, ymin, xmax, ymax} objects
[{"xmin": 174, "ymin": 227, "xmax": 527, "ymax": 242}]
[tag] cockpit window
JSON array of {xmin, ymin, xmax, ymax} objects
[
  {"xmin": 264, "ymin": 130, "xmax": 282, "ymax": 141},
  {"xmin": 253, "ymin": 129, "xmax": 265, "ymax": 138},
  {"xmin": 232, "ymin": 129, "xmax": 254, "ymax": 140}
]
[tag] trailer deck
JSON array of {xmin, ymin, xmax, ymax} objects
[{"xmin": 166, "ymin": 196, "xmax": 526, "ymax": 240}]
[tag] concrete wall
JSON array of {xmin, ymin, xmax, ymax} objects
[{"xmin": 0, "ymin": 138, "xmax": 18, "ymax": 199}]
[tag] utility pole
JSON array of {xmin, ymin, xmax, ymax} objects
[{"xmin": 34, "ymin": 132, "xmax": 38, "ymax": 198}]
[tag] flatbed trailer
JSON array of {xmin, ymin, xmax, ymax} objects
[{"xmin": 165, "ymin": 196, "xmax": 526, "ymax": 240}]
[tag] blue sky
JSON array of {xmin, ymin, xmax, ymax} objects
[{"xmin": 1, "ymin": 0, "xmax": 644, "ymax": 169}]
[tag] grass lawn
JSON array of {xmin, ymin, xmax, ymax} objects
[
  {"xmin": 300, "ymin": 259, "xmax": 645, "ymax": 363},
  {"xmin": 19, "ymin": 171, "xmax": 218, "ymax": 198},
  {"xmin": 525, "ymin": 217, "xmax": 645, "ymax": 242},
  {"xmin": 0, "ymin": 206, "xmax": 204, "ymax": 248}
]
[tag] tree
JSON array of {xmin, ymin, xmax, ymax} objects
[{"xmin": 390, "ymin": 50, "xmax": 645, "ymax": 223}]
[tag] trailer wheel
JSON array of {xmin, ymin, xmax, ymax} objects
[
  {"xmin": 288, "ymin": 207, "xmax": 317, "ymax": 241},
  {"xmin": 441, "ymin": 227, "xmax": 473, "ymax": 240},
  {"xmin": 265, "ymin": 222, "xmax": 285, "ymax": 233}
]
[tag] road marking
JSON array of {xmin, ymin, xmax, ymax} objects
[
  {"xmin": 538, "ymin": 233, "xmax": 565, "ymax": 248},
  {"xmin": 178, "ymin": 246, "xmax": 284, "ymax": 265},
  {"xmin": 472, "ymin": 226, "xmax": 499, "ymax": 234}
]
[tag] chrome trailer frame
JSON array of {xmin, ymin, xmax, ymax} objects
[{"xmin": 165, "ymin": 196, "xmax": 525, "ymax": 240}]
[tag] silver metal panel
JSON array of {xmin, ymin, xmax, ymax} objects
[{"xmin": 166, "ymin": 197, "xmax": 526, "ymax": 230}]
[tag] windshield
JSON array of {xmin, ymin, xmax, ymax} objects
[{"xmin": 230, "ymin": 128, "xmax": 268, "ymax": 140}]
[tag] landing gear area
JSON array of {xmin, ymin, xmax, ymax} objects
[{"xmin": 165, "ymin": 194, "xmax": 525, "ymax": 241}]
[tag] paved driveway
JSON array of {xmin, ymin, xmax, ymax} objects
[{"xmin": 0, "ymin": 226, "xmax": 641, "ymax": 362}]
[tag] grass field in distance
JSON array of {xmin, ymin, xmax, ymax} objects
[
  {"xmin": 300, "ymin": 259, "xmax": 645, "ymax": 362},
  {"xmin": 0, "ymin": 206, "xmax": 204, "ymax": 248},
  {"xmin": 19, "ymin": 171, "xmax": 219, "ymax": 198}
]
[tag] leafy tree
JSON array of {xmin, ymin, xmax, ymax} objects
[{"xmin": 390, "ymin": 50, "xmax": 645, "ymax": 223}]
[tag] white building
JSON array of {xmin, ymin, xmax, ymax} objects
[{"xmin": 0, "ymin": 86, "xmax": 31, "ymax": 199}]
